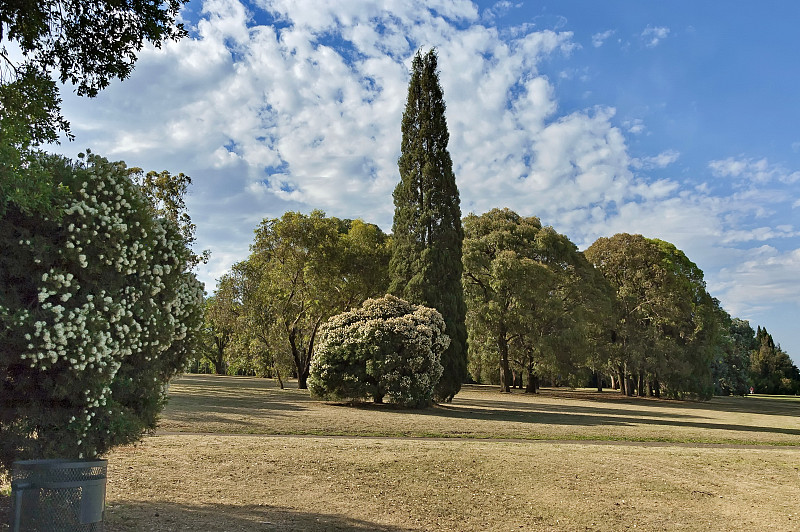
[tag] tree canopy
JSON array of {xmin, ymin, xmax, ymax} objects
[
  {"xmin": 0, "ymin": 151, "xmax": 203, "ymax": 471},
  {"xmin": 462, "ymin": 208, "xmax": 613, "ymax": 393},
  {"xmin": 585, "ymin": 234, "xmax": 719, "ymax": 399},
  {"xmin": 309, "ymin": 295, "xmax": 448, "ymax": 408},
  {"xmin": 1, "ymin": 0, "xmax": 188, "ymax": 144}
]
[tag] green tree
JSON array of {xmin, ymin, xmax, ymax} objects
[
  {"xmin": 750, "ymin": 327, "xmax": 800, "ymax": 394},
  {"xmin": 202, "ymin": 275, "xmax": 240, "ymax": 375},
  {"xmin": 0, "ymin": 151, "xmax": 204, "ymax": 471},
  {"xmin": 309, "ymin": 295, "xmax": 447, "ymax": 408},
  {"xmin": 246, "ymin": 211, "xmax": 390, "ymax": 389},
  {"xmin": 228, "ymin": 256, "xmax": 288, "ymax": 385},
  {"xmin": 130, "ymin": 168, "xmax": 210, "ymax": 268},
  {"xmin": 462, "ymin": 209, "xmax": 544, "ymax": 391},
  {"xmin": 462, "ymin": 208, "xmax": 613, "ymax": 393},
  {"xmin": 1, "ymin": 0, "xmax": 188, "ymax": 144},
  {"xmin": 1, "ymin": 0, "xmax": 190, "ymax": 245},
  {"xmin": 389, "ymin": 49, "xmax": 467, "ymax": 403},
  {"xmin": 712, "ymin": 314, "xmax": 754, "ymax": 396},
  {"xmin": 585, "ymin": 234, "xmax": 718, "ymax": 399}
]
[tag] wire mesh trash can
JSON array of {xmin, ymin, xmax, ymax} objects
[{"xmin": 10, "ymin": 459, "xmax": 107, "ymax": 532}]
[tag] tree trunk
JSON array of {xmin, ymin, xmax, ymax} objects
[
  {"xmin": 297, "ymin": 318, "xmax": 323, "ymax": 390},
  {"xmin": 637, "ymin": 374, "xmax": 645, "ymax": 397},
  {"xmin": 525, "ymin": 366, "xmax": 538, "ymax": 394},
  {"xmin": 214, "ymin": 351, "xmax": 225, "ymax": 375},
  {"xmin": 653, "ymin": 378, "xmax": 661, "ymax": 398},
  {"xmin": 617, "ymin": 365, "xmax": 626, "ymax": 395},
  {"xmin": 596, "ymin": 370, "xmax": 603, "ymax": 392},
  {"xmin": 288, "ymin": 327, "xmax": 304, "ymax": 388},
  {"xmin": 212, "ymin": 337, "xmax": 226, "ymax": 374},
  {"xmin": 498, "ymin": 329, "xmax": 511, "ymax": 393},
  {"xmin": 610, "ymin": 374, "xmax": 616, "ymax": 390}
]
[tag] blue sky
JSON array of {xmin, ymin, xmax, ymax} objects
[{"xmin": 52, "ymin": 0, "xmax": 799, "ymax": 361}]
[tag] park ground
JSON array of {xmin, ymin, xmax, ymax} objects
[{"xmin": 2, "ymin": 374, "xmax": 799, "ymax": 531}]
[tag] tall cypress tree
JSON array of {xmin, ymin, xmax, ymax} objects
[{"xmin": 389, "ymin": 49, "xmax": 467, "ymax": 402}]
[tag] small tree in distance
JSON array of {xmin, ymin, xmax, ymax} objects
[{"xmin": 309, "ymin": 295, "xmax": 448, "ymax": 408}]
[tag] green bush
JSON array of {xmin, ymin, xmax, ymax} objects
[
  {"xmin": 0, "ymin": 152, "xmax": 204, "ymax": 472},
  {"xmin": 309, "ymin": 295, "xmax": 448, "ymax": 408}
]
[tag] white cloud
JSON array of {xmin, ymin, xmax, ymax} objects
[
  {"xmin": 623, "ymin": 118, "xmax": 646, "ymax": 135},
  {"xmin": 715, "ymin": 247, "xmax": 800, "ymax": 315},
  {"xmin": 709, "ymin": 156, "xmax": 800, "ymax": 184},
  {"xmin": 641, "ymin": 25, "xmax": 670, "ymax": 47},
  {"xmin": 51, "ymin": 0, "xmax": 799, "ymax": 338},
  {"xmin": 632, "ymin": 149, "xmax": 680, "ymax": 169},
  {"xmin": 592, "ymin": 30, "xmax": 615, "ymax": 48}
]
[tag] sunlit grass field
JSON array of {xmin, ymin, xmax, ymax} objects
[
  {"xmin": 3, "ymin": 375, "xmax": 799, "ymax": 531},
  {"xmin": 159, "ymin": 375, "xmax": 800, "ymax": 446}
]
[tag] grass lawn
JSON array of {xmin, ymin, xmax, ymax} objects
[
  {"xmin": 3, "ymin": 375, "xmax": 799, "ymax": 531},
  {"xmin": 159, "ymin": 375, "xmax": 800, "ymax": 445}
]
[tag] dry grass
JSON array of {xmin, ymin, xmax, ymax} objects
[
  {"xmin": 104, "ymin": 436, "xmax": 800, "ymax": 531},
  {"xmin": 159, "ymin": 375, "xmax": 800, "ymax": 445},
  {"xmin": 3, "ymin": 375, "xmax": 799, "ymax": 531}
]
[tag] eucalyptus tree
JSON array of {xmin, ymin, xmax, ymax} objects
[
  {"xmin": 245, "ymin": 211, "xmax": 390, "ymax": 388},
  {"xmin": 585, "ymin": 234, "xmax": 718, "ymax": 399},
  {"xmin": 390, "ymin": 49, "xmax": 467, "ymax": 402},
  {"xmin": 462, "ymin": 209, "xmax": 544, "ymax": 391},
  {"xmin": 462, "ymin": 208, "xmax": 613, "ymax": 393},
  {"xmin": 202, "ymin": 275, "xmax": 240, "ymax": 375}
]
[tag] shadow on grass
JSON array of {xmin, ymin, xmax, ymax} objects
[
  {"xmin": 327, "ymin": 390, "xmax": 800, "ymax": 439},
  {"xmin": 429, "ymin": 402, "xmax": 800, "ymax": 438},
  {"xmin": 163, "ymin": 376, "xmax": 310, "ymax": 425},
  {"xmin": 103, "ymin": 499, "xmax": 412, "ymax": 532},
  {"xmin": 167, "ymin": 375, "xmax": 800, "ymax": 440}
]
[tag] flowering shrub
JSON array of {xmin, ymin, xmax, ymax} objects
[
  {"xmin": 0, "ymin": 152, "xmax": 204, "ymax": 472},
  {"xmin": 309, "ymin": 295, "xmax": 448, "ymax": 408}
]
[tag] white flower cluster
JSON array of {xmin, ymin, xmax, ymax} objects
[
  {"xmin": 310, "ymin": 295, "xmax": 447, "ymax": 407},
  {"xmin": 4, "ymin": 153, "xmax": 205, "ymax": 459}
]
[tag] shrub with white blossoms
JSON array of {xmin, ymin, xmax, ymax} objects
[
  {"xmin": 309, "ymin": 295, "xmax": 448, "ymax": 408},
  {"xmin": 0, "ymin": 152, "xmax": 204, "ymax": 472}
]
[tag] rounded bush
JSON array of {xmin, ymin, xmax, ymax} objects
[
  {"xmin": 309, "ymin": 295, "xmax": 448, "ymax": 408},
  {"xmin": 0, "ymin": 152, "xmax": 204, "ymax": 471}
]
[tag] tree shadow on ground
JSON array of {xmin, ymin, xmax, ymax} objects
[
  {"xmin": 0, "ymin": 493, "xmax": 412, "ymax": 532},
  {"xmin": 103, "ymin": 499, "xmax": 413, "ymax": 532},
  {"xmin": 330, "ymin": 389, "xmax": 800, "ymax": 439},
  {"xmin": 520, "ymin": 386, "xmax": 800, "ymax": 418},
  {"xmin": 422, "ymin": 399, "xmax": 800, "ymax": 438}
]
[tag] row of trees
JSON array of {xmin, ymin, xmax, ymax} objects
[{"xmin": 200, "ymin": 206, "xmax": 798, "ymax": 399}]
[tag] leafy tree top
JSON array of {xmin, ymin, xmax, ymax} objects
[{"xmin": 1, "ymin": 0, "xmax": 188, "ymax": 144}]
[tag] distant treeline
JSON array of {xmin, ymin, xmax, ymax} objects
[{"xmin": 195, "ymin": 209, "xmax": 799, "ymax": 399}]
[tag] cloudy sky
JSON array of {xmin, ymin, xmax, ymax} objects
[{"xmin": 54, "ymin": 0, "xmax": 799, "ymax": 361}]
